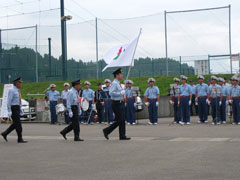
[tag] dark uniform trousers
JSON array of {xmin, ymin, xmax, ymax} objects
[
  {"xmin": 61, "ymin": 106, "xmax": 80, "ymax": 138},
  {"xmin": 173, "ymin": 97, "xmax": 181, "ymax": 123},
  {"xmin": 2, "ymin": 105, "xmax": 22, "ymax": 139},
  {"xmin": 104, "ymin": 101, "xmax": 126, "ymax": 138}
]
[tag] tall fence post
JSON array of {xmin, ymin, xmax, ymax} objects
[
  {"xmin": 179, "ymin": 56, "xmax": 182, "ymax": 75},
  {"xmin": 164, "ymin": 10, "xmax": 169, "ymax": 76},
  {"xmin": 35, "ymin": 24, "xmax": 38, "ymax": 82},
  {"xmin": 48, "ymin": 38, "xmax": 52, "ymax": 76},
  {"xmin": 96, "ymin": 17, "xmax": 99, "ymax": 80},
  {"xmin": 229, "ymin": 4, "xmax": 232, "ymax": 74},
  {"xmin": 208, "ymin": 55, "xmax": 211, "ymax": 75}
]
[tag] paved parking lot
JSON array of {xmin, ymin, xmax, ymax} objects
[{"xmin": 0, "ymin": 116, "xmax": 240, "ymax": 180}]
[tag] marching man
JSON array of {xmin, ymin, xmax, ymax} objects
[
  {"xmin": 178, "ymin": 75, "xmax": 192, "ymax": 125},
  {"xmin": 1, "ymin": 77, "xmax": 27, "ymax": 143},
  {"xmin": 169, "ymin": 77, "xmax": 181, "ymax": 123},
  {"xmin": 208, "ymin": 76, "xmax": 222, "ymax": 125},
  {"xmin": 144, "ymin": 78, "xmax": 160, "ymax": 125},
  {"xmin": 195, "ymin": 75, "xmax": 209, "ymax": 123},
  {"xmin": 60, "ymin": 79, "xmax": 84, "ymax": 141},
  {"xmin": 125, "ymin": 80, "xmax": 137, "ymax": 125}
]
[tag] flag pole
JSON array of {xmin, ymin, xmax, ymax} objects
[{"xmin": 126, "ymin": 28, "xmax": 142, "ymax": 80}]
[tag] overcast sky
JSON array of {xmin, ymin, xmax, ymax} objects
[{"xmin": 0, "ymin": 0, "xmax": 240, "ymax": 73}]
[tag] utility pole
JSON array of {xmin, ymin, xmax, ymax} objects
[
  {"xmin": 35, "ymin": 24, "xmax": 38, "ymax": 82},
  {"xmin": 60, "ymin": 0, "xmax": 67, "ymax": 80},
  {"xmin": 96, "ymin": 17, "xmax": 99, "ymax": 79},
  {"xmin": 48, "ymin": 38, "xmax": 52, "ymax": 76}
]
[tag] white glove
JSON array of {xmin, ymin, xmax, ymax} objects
[
  {"xmin": 145, "ymin": 102, "xmax": 150, "ymax": 107},
  {"xmin": 125, "ymin": 103, "xmax": 127, "ymax": 107},
  {"xmin": 189, "ymin": 100, "xmax": 191, "ymax": 106},
  {"xmin": 121, "ymin": 90, "xmax": 125, "ymax": 95},
  {"xmin": 169, "ymin": 100, "xmax": 174, "ymax": 105},
  {"xmin": 219, "ymin": 101, "xmax": 222, "ymax": 106},
  {"xmin": 208, "ymin": 100, "xmax": 211, "ymax": 105},
  {"xmin": 91, "ymin": 104, "xmax": 95, "ymax": 108},
  {"xmin": 47, "ymin": 87, "xmax": 51, "ymax": 90},
  {"xmin": 69, "ymin": 112, "xmax": 73, "ymax": 118},
  {"xmin": 206, "ymin": 99, "xmax": 208, "ymax": 104},
  {"xmin": 229, "ymin": 99, "xmax": 233, "ymax": 104},
  {"xmin": 156, "ymin": 102, "xmax": 159, "ymax": 107},
  {"xmin": 8, "ymin": 111, "xmax": 12, "ymax": 117},
  {"xmin": 134, "ymin": 103, "xmax": 137, "ymax": 107},
  {"xmin": 20, "ymin": 109, "xmax": 24, "ymax": 116}
]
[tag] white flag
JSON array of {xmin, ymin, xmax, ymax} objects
[{"xmin": 102, "ymin": 32, "xmax": 141, "ymax": 72}]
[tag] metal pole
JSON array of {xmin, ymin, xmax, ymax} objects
[
  {"xmin": 229, "ymin": 4, "xmax": 232, "ymax": 74},
  {"xmin": 96, "ymin": 17, "xmax": 99, "ymax": 79},
  {"xmin": 164, "ymin": 11, "xmax": 168, "ymax": 76},
  {"xmin": 238, "ymin": 53, "xmax": 240, "ymax": 73},
  {"xmin": 179, "ymin": 56, "xmax": 182, "ymax": 75},
  {"xmin": 208, "ymin": 55, "xmax": 211, "ymax": 75},
  {"xmin": 60, "ymin": 0, "xmax": 67, "ymax": 80},
  {"xmin": 35, "ymin": 24, "xmax": 38, "ymax": 82},
  {"xmin": 48, "ymin": 38, "xmax": 52, "ymax": 76}
]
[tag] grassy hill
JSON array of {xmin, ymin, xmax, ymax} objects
[{"xmin": 0, "ymin": 74, "xmax": 233, "ymax": 99}]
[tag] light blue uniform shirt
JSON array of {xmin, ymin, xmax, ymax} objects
[
  {"xmin": 109, "ymin": 79, "xmax": 124, "ymax": 101},
  {"xmin": 208, "ymin": 84, "xmax": 222, "ymax": 97},
  {"xmin": 220, "ymin": 85, "xmax": 229, "ymax": 97},
  {"xmin": 230, "ymin": 85, "xmax": 240, "ymax": 97},
  {"xmin": 125, "ymin": 87, "xmax": 135, "ymax": 98},
  {"xmin": 195, "ymin": 83, "xmax": 208, "ymax": 97},
  {"xmin": 46, "ymin": 90, "xmax": 60, "ymax": 101},
  {"xmin": 7, "ymin": 86, "xmax": 22, "ymax": 113},
  {"xmin": 103, "ymin": 86, "xmax": 111, "ymax": 99},
  {"xmin": 170, "ymin": 84, "xmax": 180, "ymax": 97},
  {"xmin": 144, "ymin": 86, "xmax": 160, "ymax": 98},
  {"xmin": 191, "ymin": 85, "xmax": 196, "ymax": 95},
  {"xmin": 67, "ymin": 88, "xmax": 81, "ymax": 114},
  {"xmin": 82, "ymin": 89, "xmax": 95, "ymax": 101},
  {"xmin": 179, "ymin": 84, "xmax": 192, "ymax": 96}
]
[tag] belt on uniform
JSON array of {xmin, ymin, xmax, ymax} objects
[
  {"xmin": 104, "ymin": 99, "xmax": 111, "ymax": 101},
  {"xmin": 210, "ymin": 97, "xmax": 220, "ymax": 99},
  {"xmin": 181, "ymin": 96, "xmax": 189, "ymax": 98},
  {"xmin": 232, "ymin": 96, "xmax": 240, "ymax": 98},
  {"xmin": 148, "ymin": 98, "xmax": 157, "ymax": 100},
  {"xmin": 50, "ymin": 101, "xmax": 57, "ymax": 102},
  {"xmin": 11, "ymin": 105, "xmax": 20, "ymax": 107},
  {"xmin": 127, "ymin": 97, "xmax": 135, "ymax": 99},
  {"xmin": 198, "ymin": 96, "xmax": 207, "ymax": 98},
  {"xmin": 112, "ymin": 100, "xmax": 124, "ymax": 103},
  {"xmin": 222, "ymin": 96, "xmax": 227, "ymax": 98}
]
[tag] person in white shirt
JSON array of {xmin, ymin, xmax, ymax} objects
[{"xmin": 61, "ymin": 83, "xmax": 70, "ymax": 124}]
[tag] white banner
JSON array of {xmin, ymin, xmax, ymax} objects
[
  {"xmin": 102, "ymin": 31, "xmax": 141, "ymax": 71},
  {"xmin": 0, "ymin": 84, "xmax": 13, "ymax": 118}
]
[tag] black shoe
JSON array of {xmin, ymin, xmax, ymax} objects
[
  {"xmin": 120, "ymin": 137, "xmax": 131, "ymax": 140},
  {"xmin": 103, "ymin": 129, "xmax": 109, "ymax": 140},
  {"xmin": 60, "ymin": 131, "xmax": 67, "ymax": 140},
  {"xmin": 74, "ymin": 137, "xmax": 84, "ymax": 141},
  {"xmin": 1, "ymin": 133, "xmax": 8, "ymax": 142},
  {"xmin": 18, "ymin": 138, "xmax": 28, "ymax": 143}
]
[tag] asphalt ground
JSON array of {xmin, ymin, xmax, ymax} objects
[{"xmin": 0, "ymin": 116, "xmax": 240, "ymax": 180}]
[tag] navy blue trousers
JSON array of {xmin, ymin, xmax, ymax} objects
[
  {"xmin": 198, "ymin": 97, "xmax": 208, "ymax": 122},
  {"xmin": 180, "ymin": 96, "xmax": 190, "ymax": 123}
]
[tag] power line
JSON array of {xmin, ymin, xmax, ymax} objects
[{"xmin": 0, "ymin": 8, "xmax": 60, "ymax": 19}]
